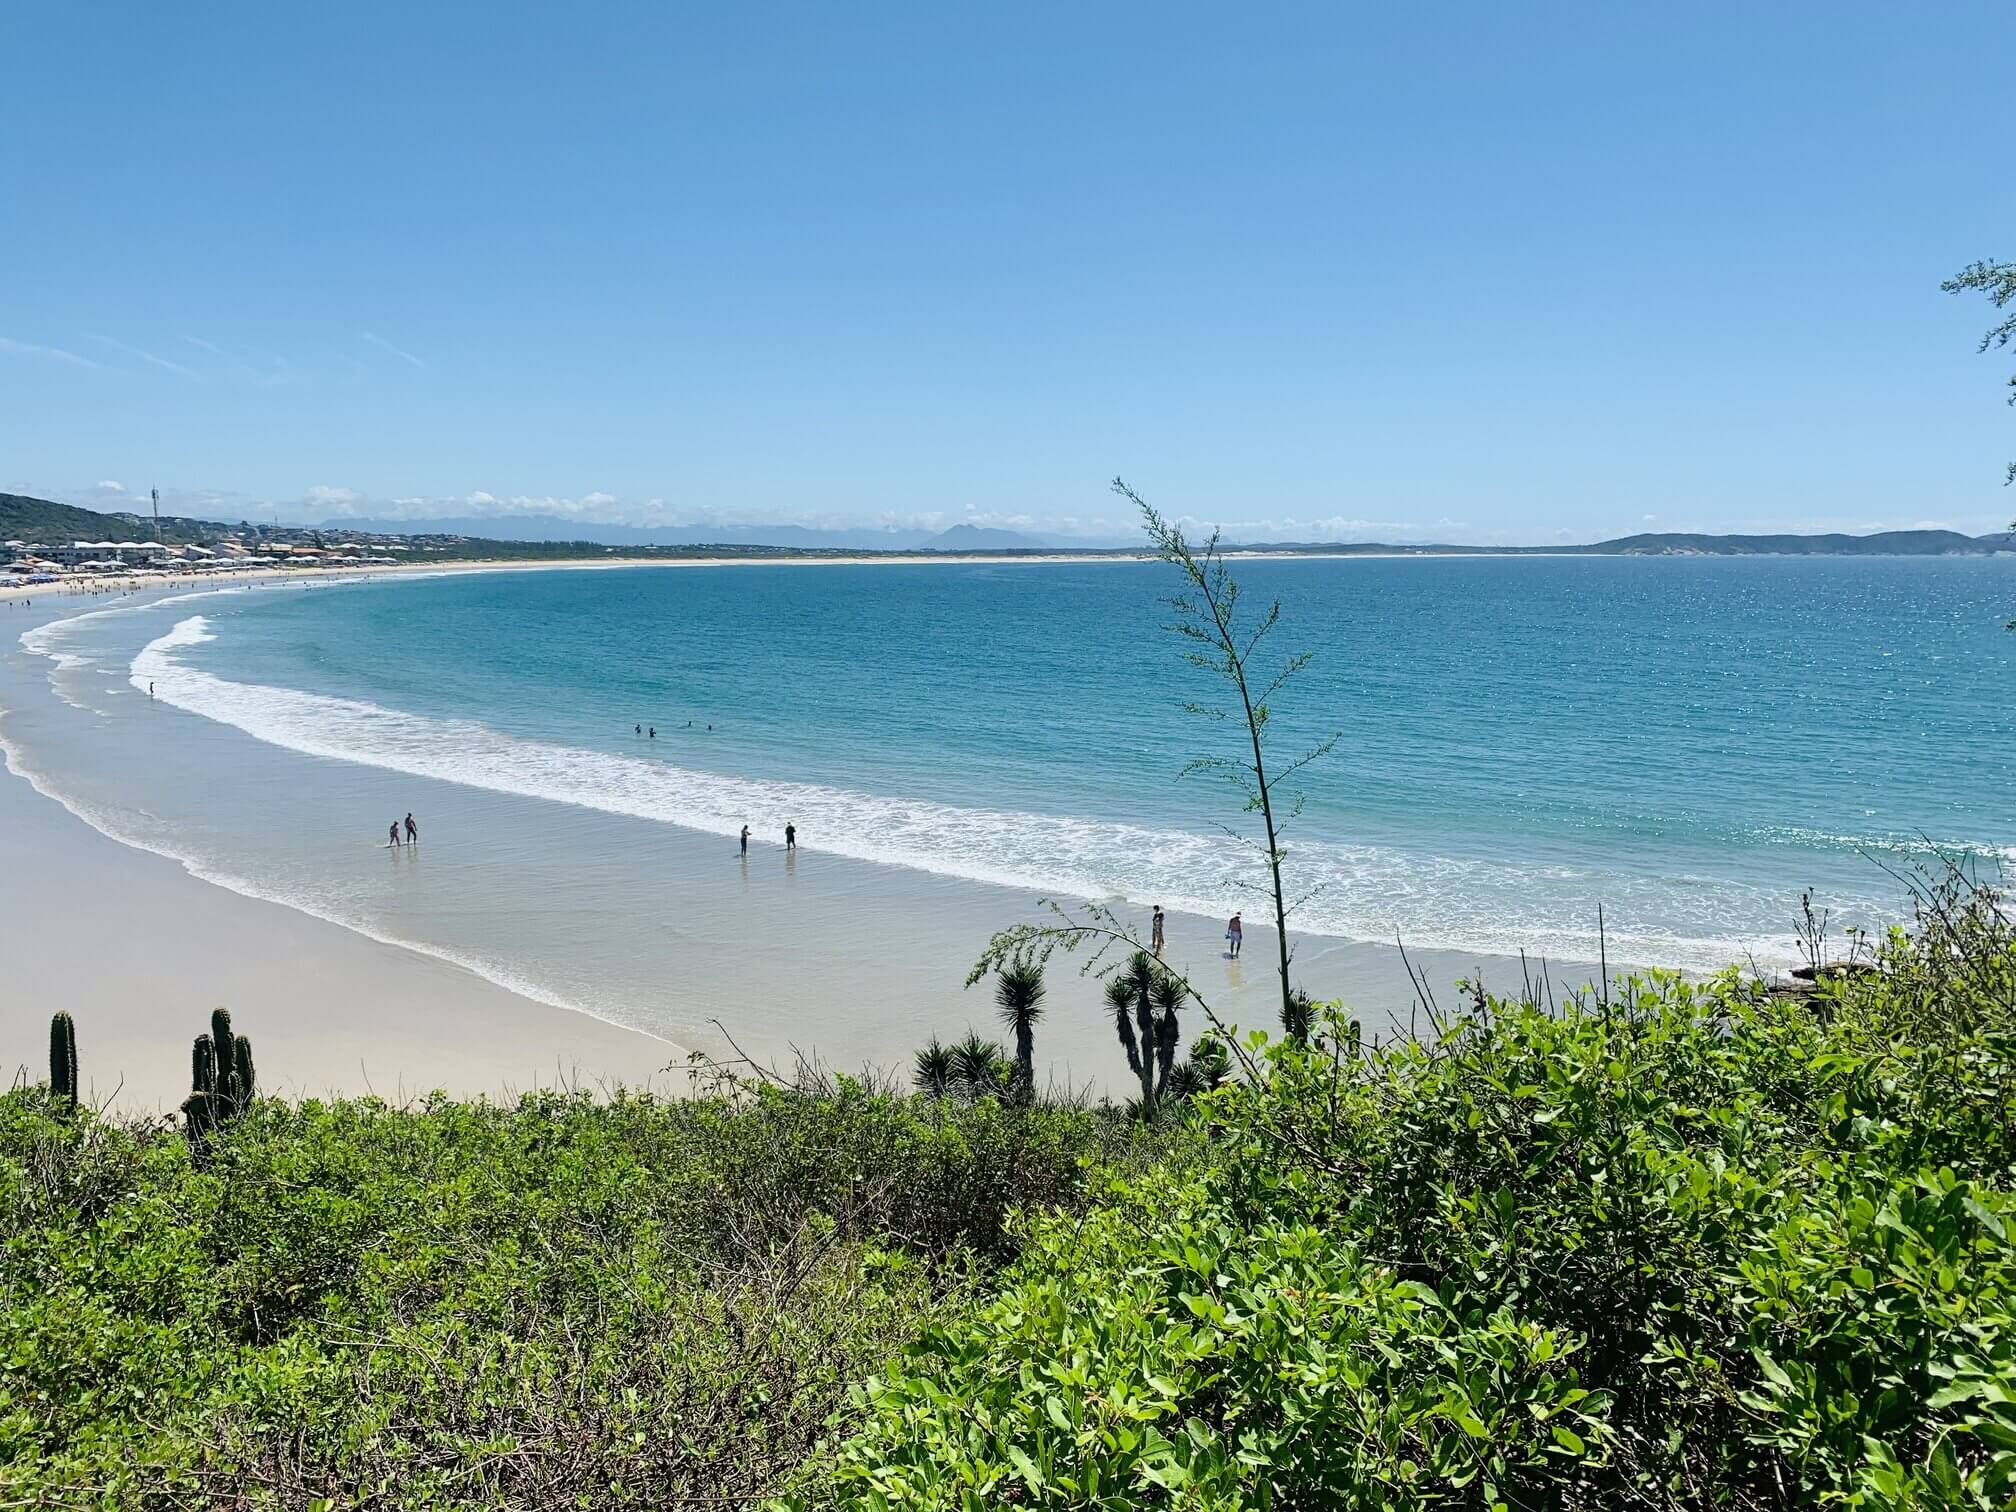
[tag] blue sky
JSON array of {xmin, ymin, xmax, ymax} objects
[{"xmin": 2, "ymin": 2, "xmax": 2010, "ymax": 542}]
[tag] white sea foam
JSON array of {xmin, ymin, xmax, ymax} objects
[{"xmin": 125, "ymin": 614, "xmax": 1814, "ymax": 971}]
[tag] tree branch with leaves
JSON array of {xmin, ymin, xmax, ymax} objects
[
  {"xmin": 1942, "ymin": 258, "xmax": 2016, "ymax": 491},
  {"xmin": 970, "ymin": 477, "xmax": 1340, "ymax": 1074}
]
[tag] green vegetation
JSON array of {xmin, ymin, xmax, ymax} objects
[
  {"xmin": 0, "ymin": 1073, "xmax": 1161, "ymax": 1506},
  {"xmin": 10, "ymin": 876, "xmax": 2014, "ymax": 1507},
  {"xmin": 804, "ymin": 873, "xmax": 2016, "ymax": 1509}
]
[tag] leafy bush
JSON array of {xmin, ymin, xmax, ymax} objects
[
  {"xmin": 0, "ymin": 1079, "xmax": 1156, "ymax": 1507},
  {"xmin": 801, "ymin": 879, "xmax": 2016, "ymax": 1508}
]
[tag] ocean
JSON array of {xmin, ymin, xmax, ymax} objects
[{"xmin": 6, "ymin": 555, "xmax": 2013, "ymax": 1066}]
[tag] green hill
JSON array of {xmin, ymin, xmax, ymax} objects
[
  {"xmin": 1586, "ymin": 528, "xmax": 1999, "ymax": 556},
  {"xmin": 0, "ymin": 492, "xmax": 226, "ymax": 547}
]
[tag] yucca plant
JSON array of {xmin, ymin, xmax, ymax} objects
[
  {"xmin": 949, "ymin": 1032, "xmax": 1007, "ymax": 1102},
  {"xmin": 49, "ymin": 1012, "xmax": 78, "ymax": 1113},
  {"xmin": 1107, "ymin": 951, "xmax": 1187, "ymax": 1117},
  {"xmin": 1281, "ymin": 988, "xmax": 1314, "ymax": 1046},
  {"xmin": 912, "ymin": 1038, "xmax": 954, "ymax": 1100},
  {"xmin": 993, "ymin": 960, "xmax": 1047, "ymax": 1105}
]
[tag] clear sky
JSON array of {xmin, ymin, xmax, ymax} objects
[{"xmin": 2, "ymin": 2, "xmax": 2011, "ymax": 543}]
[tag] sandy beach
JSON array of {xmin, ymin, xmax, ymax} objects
[{"xmin": 0, "ymin": 754, "xmax": 681, "ymax": 1113}]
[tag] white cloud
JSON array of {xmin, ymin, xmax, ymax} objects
[
  {"xmin": 306, "ymin": 485, "xmax": 361, "ymax": 506},
  {"xmin": 581, "ymin": 491, "xmax": 616, "ymax": 507},
  {"xmin": 95, "ymin": 480, "xmax": 127, "ymax": 494},
  {"xmin": 358, "ymin": 331, "xmax": 426, "ymax": 369},
  {"xmin": 1643, "ymin": 514, "xmax": 1658, "ymax": 522},
  {"xmin": 465, "ymin": 490, "xmax": 498, "ymax": 507},
  {"xmin": 0, "ymin": 336, "xmax": 100, "ymax": 370}
]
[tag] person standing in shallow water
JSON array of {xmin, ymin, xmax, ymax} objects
[
  {"xmin": 785, "ymin": 822, "xmax": 796, "ymax": 851},
  {"xmin": 1151, "ymin": 905, "xmax": 1165, "ymax": 956},
  {"xmin": 389, "ymin": 821, "xmax": 401, "ymax": 848},
  {"xmin": 1225, "ymin": 912, "xmax": 1242, "ymax": 958},
  {"xmin": 404, "ymin": 813, "xmax": 418, "ymax": 845},
  {"xmin": 739, "ymin": 825, "xmax": 750, "ymax": 858}
]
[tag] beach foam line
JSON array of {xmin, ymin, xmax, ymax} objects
[{"xmin": 121, "ymin": 614, "xmax": 1831, "ymax": 971}]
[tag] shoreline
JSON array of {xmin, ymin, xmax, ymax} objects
[
  {"xmin": 1, "ymin": 570, "xmax": 1773, "ymax": 1112},
  {"xmin": 0, "ymin": 543, "xmax": 1699, "ymax": 605}
]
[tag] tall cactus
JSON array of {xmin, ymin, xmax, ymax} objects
[
  {"xmin": 233, "ymin": 1035, "xmax": 256, "ymax": 1111},
  {"xmin": 49, "ymin": 1012, "xmax": 78, "ymax": 1112},
  {"xmin": 210, "ymin": 1008, "xmax": 238, "ymax": 1121},
  {"xmin": 182, "ymin": 1032, "xmax": 219, "ymax": 1152}
]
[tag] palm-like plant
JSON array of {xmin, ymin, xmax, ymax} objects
[
  {"xmin": 994, "ymin": 960, "xmax": 1047, "ymax": 1105},
  {"xmin": 1105, "ymin": 951, "xmax": 1188, "ymax": 1118},
  {"xmin": 1282, "ymin": 988, "xmax": 1314, "ymax": 1046},
  {"xmin": 913, "ymin": 1037, "xmax": 954, "ymax": 1100},
  {"xmin": 1149, "ymin": 970, "xmax": 1186, "ymax": 1096},
  {"xmin": 950, "ymin": 1031, "xmax": 1008, "ymax": 1102}
]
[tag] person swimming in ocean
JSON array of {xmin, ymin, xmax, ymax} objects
[
  {"xmin": 648, "ymin": 726, "xmax": 656, "ymax": 739},
  {"xmin": 635, "ymin": 723, "xmax": 642, "ymax": 735}
]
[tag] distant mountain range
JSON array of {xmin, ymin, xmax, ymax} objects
[
  {"xmin": 4, "ymin": 492, "xmax": 2012, "ymax": 558},
  {"xmin": 329, "ymin": 514, "xmax": 1054, "ymax": 551}
]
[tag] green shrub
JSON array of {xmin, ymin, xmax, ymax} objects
[
  {"xmin": 0, "ymin": 1080, "xmax": 1157, "ymax": 1507},
  {"xmin": 798, "ymin": 880, "xmax": 2016, "ymax": 1508}
]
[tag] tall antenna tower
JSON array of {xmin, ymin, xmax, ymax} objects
[{"xmin": 151, "ymin": 487, "xmax": 161, "ymax": 541}]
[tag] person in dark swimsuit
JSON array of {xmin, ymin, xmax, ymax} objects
[{"xmin": 785, "ymin": 822, "xmax": 796, "ymax": 851}]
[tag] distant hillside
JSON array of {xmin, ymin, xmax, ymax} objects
[
  {"xmin": 0, "ymin": 492, "xmax": 225, "ymax": 547},
  {"xmin": 920, "ymin": 524, "xmax": 1048, "ymax": 551},
  {"xmin": 1583, "ymin": 529, "xmax": 2004, "ymax": 556}
]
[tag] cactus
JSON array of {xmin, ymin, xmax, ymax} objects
[
  {"xmin": 233, "ymin": 1035, "xmax": 256, "ymax": 1111},
  {"xmin": 210, "ymin": 1009, "xmax": 238, "ymax": 1121},
  {"xmin": 49, "ymin": 1012, "xmax": 78, "ymax": 1112},
  {"xmin": 182, "ymin": 1032, "xmax": 219, "ymax": 1151}
]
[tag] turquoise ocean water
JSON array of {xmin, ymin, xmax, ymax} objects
[{"xmin": 7, "ymin": 555, "xmax": 2014, "ymax": 1042}]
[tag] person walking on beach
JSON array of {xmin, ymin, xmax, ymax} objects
[
  {"xmin": 389, "ymin": 820, "xmax": 402, "ymax": 848},
  {"xmin": 739, "ymin": 824, "xmax": 751, "ymax": 857},
  {"xmin": 1151, "ymin": 905, "xmax": 1165, "ymax": 956},
  {"xmin": 1225, "ymin": 912, "xmax": 1243, "ymax": 958},
  {"xmin": 404, "ymin": 812, "xmax": 418, "ymax": 845},
  {"xmin": 785, "ymin": 822, "xmax": 796, "ymax": 851}
]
